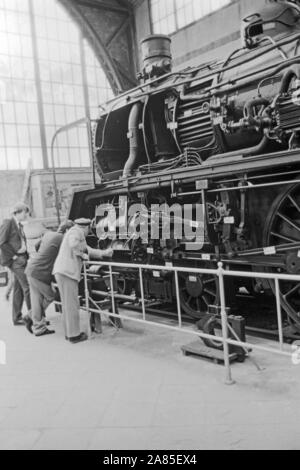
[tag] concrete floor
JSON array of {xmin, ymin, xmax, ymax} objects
[{"xmin": 0, "ymin": 288, "xmax": 300, "ymax": 450}]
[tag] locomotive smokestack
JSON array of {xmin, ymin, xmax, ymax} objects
[{"xmin": 139, "ymin": 34, "xmax": 172, "ymax": 81}]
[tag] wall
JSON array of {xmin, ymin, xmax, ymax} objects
[
  {"xmin": 0, "ymin": 168, "xmax": 95, "ymax": 228},
  {"xmin": 134, "ymin": 0, "xmax": 270, "ymax": 71},
  {"xmin": 30, "ymin": 168, "xmax": 95, "ymax": 224}
]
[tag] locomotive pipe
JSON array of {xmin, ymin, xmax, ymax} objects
[
  {"xmin": 123, "ymin": 56, "xmax": 300, "ymax": 114},
  {"xmin": 279, "ymin": 64, "xmax": 300, "ymax": 93},
  {"xmin": 105, "ymin": 33, "xmax": 300, "ymax": 106},
  {"xmin": 244, "ymin": 97, "xmax": 270, "ymax": 126},
  {"xmin": 209, "ymin": 135, "xmax": 269, "ymax": 161},
  {"xmin": 123, "ymin": 102, "xmax": 142, "ymax": 177},
  {"xmin": 213, "ymin": 58, "xmax": 300, "ymax": 96},
  {"xmin": 285, "ymin": 1, "xmax": 300, "ymax": 15}
]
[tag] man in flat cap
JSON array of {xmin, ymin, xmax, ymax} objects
[
  {"xmin": 24, "ymin": 220, "xmax": 74, "ymax": 336},
  {"xmin": 53, "ymin": 218, "xmax": 113, "ymax": 343},
  {"xmin": 0, "ymin": 202, "xmax": 31, "ymax": 325}
]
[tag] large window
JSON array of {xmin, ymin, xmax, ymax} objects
[
  {"xmin": 0, "ymin": 0, "xmax": 113, "ymax": 170},
  {"xmin": 151, "ymin": 0, "xmax": 232, "ymax": 35}
]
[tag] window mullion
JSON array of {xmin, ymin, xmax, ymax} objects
[{"xmin": 173, "ymin": 0, "xmax": 178, "ymax": 32}]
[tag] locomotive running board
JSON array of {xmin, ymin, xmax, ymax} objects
[{"xmin": 70, "ymin": 149, "xmax": 300, "ymax": 209}]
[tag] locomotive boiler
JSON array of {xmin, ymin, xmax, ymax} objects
[{"xmin": 69, "ymin": 0, "xmax": 300, "ymax": 336}]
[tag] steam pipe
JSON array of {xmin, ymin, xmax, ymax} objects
[
  {"xmin": 211, "ymin": 57, "xmax": 300, "ymax": 97},
  {"xmin": 244, "ymin": 97, "xmax": 270, "ymax": 125},
  {"xmin": 123, "ymin": 102, "xmax": 142, "ymax": 177},
  {"xmin": 279, "ymin": 64, "xmax": 300, "ymax": 92},
  {"xmin": 285, "ymin": 1, "xmax": 300, "ymax": 15},
  {"xmin": 208, "ymin": 135, "xmax": 269, "ymax": 161}
]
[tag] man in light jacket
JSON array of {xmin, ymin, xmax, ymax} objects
[{"xmin": 53, "ymin": 218, "xmax": 113, "ymax": 343}]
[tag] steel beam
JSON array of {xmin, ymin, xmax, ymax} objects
[{"xmin": 75, "ymin": 0, "xmax": 130, "ymax": 14}]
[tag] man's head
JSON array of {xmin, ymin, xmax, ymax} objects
[
  {"xmin": 57, "ymin": 220, "xmax": 74, "ymax": 234},
  {"xmin": 13, "ymin": 202, "xmax": 30, "ymax": 222},
  {"xmin": 74, "ymin": 218, "xmax": 91, "ymax": 237}
]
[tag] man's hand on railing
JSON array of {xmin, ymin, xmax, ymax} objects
[{"xmin": 87, "ymin": 246, "xmax": 113, "ymax": 260}]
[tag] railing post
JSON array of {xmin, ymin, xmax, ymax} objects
[
  {"xmin": 84, "ymin": 261, "xmax": 92, "ymax": 339},
  {"xmin": 217, "ymin": 262, "xmax": 235, "ymax": 385},
  {"xmin": 109, "ymin": 265, "xmax": 116, "ymax": 314},
  {"xmin": 139, "ymin": 267, "xmax": 146, "ymax": 321},
  {"xmin": 174, "ymin": 269, "xmax": 182, "ymax": 328},
  {"xmin": 275, "ymin": 278, "xmax": 284, "ymax": 351}
]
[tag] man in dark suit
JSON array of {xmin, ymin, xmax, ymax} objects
[{"xmin": 0, "ymin": 202, "xmax": 31, "ymax": 325}]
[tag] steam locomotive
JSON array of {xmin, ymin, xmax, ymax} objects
[{"xmin": 69, "ymin": 0, "xmax": 300, "ymax": 335}]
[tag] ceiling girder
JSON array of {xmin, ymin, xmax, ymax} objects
[
  {"xmin": 58, "ymin": 0, "xmax": 138, "ymax": 93},
  {"xmin": 105, "ymin": 16, "xmax": 131, "ymax": 48},
  {"xmin": 75, "ymin": 0, "xmax": 130, "ymax": 15}
]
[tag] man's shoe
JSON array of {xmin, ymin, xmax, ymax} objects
[
  {"xmin": 23, "ymin": 315, "xmax": 33, "ymax": 334},
  {"xmin": 46, "ymin": 321, "xmax": 50, "ymax": 326},
  {"xmin": 13, "ymin": 319, "xmax": 24, "ymax": 326},
  {"xmin": 69, "ymin": 332, "xmax": 88, "ymax": 344},
  {"xmin": 35, "ymin": 328, "xmax": 55, "ymax": 337},
  {"xmin": 108, "ymin": 315, "xmax": 123, "ymax": 329}
]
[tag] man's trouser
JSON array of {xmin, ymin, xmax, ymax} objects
[
  {"xmin": 55, "ymin": 274, "xmax": 80, "ymax": 338},
  {"xmin": 27, "ymin": 275, "xmax": 55, "ymax": 335},
  {"xmin": 5, "ymin": 269, "xmax": 14, "ymax": 299},
  {"xmin": 10, "ymin": 255, "xmax": 31, "ymax": 324}
]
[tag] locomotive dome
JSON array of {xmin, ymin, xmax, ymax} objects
[{"xmin": 242, "ymin": 0, "xmax": 300, "ymax": 48}]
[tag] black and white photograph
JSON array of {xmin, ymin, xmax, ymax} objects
[{"xmin": 0, "ymin": 0, "xmax": 300, "ymax": 453}]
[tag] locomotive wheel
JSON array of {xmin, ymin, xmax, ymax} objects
[
  {"xmin": 177, "ymin": 271, "xmax": 219, "ymax": 319},
  {"xmin": 264, "ymin": 183, "xmax": 300, "ymax": 331}
]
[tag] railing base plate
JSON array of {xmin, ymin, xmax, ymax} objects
[{"xmin": 181, "ymin": 340, "xmax": 239, "ymax": 365}]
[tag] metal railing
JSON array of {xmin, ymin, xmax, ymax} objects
[{"xmin": 81, "ymin": 260, "xmax": 300, "ymax": 384}]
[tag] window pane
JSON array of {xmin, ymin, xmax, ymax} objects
[
  {"xmin": 6, "ymin": 147, "xmax": 20, "ymax": 169},
  {"xmin": 28, "ymin": 125, "xmax": 41, "ymax": 147},
  {"xmin": 0, "ymin": 125, "xmax": 6, "ymax": 146},
  {"xmin": 80, "ymin": 148, "xmax": 90, "ymax": 167},
  {"xmin": 15, "ymin": 103, "xmax": 28, "ymax": 123},
  {"xmin": 0, "ymin": 148, "xmax": 7, "ymax": 169},
  {"xmin": 4, "ymin": 124, "xmax": 17, "ymax": 145},
  {"xmin": 2, "ymin": 102, "xmax": 15, "ymax": 123},
  {"xmin": 151, "ymin": 0, "xmax": 231, "ymax": 32},
  {"xmin": 58, "ymin": 146, "xmax": 70, "ymax": 167},
  {"xmin": 27, "ymin": 103, "xmax": 39, "ymax": 124},
  {"xmin": 30, "ymin": 148, "xmax": 43, "ymax": 169},
  {"xmin": 17, "ymin": 125, "xmax": 30, "ymax": 147},
  {"xmin": 0, "ymin": 0, "xmax": 113, "ymax": 170},
  {"xmin": 69, "ymin": 147, "xmax": 80, "ymax": 167}
]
